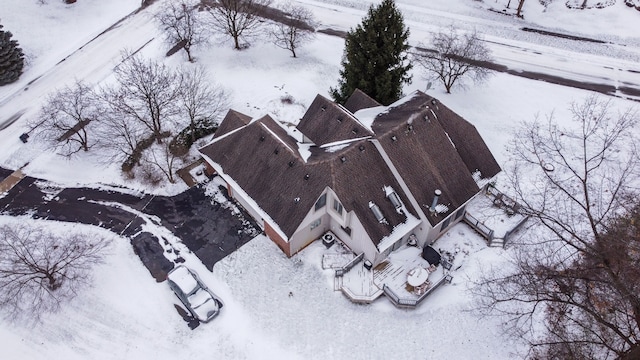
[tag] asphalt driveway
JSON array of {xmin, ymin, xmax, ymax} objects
[{"xmin": 0, "ymin": 169, "xmax": 258, "ymax": 280}]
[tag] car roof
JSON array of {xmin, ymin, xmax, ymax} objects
[{"xmin": 168, "ymin": 266, "xmax": 199, "ymax": 294}]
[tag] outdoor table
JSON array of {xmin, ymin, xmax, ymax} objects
[{"xmin": 407, "ymin": 267, "xmax": 429, "ymax": 287}]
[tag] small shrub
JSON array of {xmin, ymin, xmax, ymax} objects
[
  {"xmin": 137, "ymin": 162, "xmax": 163, "ymax": 187},
  {"xmin": 121, "ymin": 132, "xmax": 171, "ymax": 172},
  {"xmin": 280, "ymin": 94, "xmax": 294, "ymax": 104},
  {"xmin": 169, "ymin": 118, "xmax": 218, "ymax": 156}
]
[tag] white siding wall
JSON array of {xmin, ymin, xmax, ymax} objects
[
  {"xmin": 223, "ymin": 177, "xmax": 265, "ymax": 231},
  {"xmin": 289, "ymin": 188, "xmax": 333, "ymax": 254},
  {"xmin": 340, "ymin": 213, "xmax": 379, "ymax": 264},
  {"xmin": 289, "ymin": 212, "xmax": 329, "ymax": 255},
  {"xmin": 289, "ymin": 188, "xmax": 379, "ymax": 261}
]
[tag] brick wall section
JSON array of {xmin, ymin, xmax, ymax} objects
[
  {"xmin": 264, "ymin": 222, "xmax": 291, "ymax": 257},
  {"xmin": 203, "ymin": 161, "xmax": 216, "ymax": 177}
]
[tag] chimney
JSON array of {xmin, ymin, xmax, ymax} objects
[{"xmin": 429, "ymin": 189, "xmax": 442, "ymax": 213}]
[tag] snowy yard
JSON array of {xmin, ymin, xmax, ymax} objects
[{"xmin": 0, "ymin": 0, "xmax": 639, "ymax": 359}]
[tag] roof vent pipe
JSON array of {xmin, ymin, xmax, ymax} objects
[{"xmin": 429, "ymin": 189, "xmax": 442, "ymax": 213}]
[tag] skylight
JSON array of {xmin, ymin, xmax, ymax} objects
[{"xmin": 369, "ymin": 201, "xmax": 387, "ymax": 224}]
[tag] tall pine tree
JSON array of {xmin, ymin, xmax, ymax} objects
[
  {"xmin": 330, "ymin": 0, "xmax": 411, "ymax": 106},
  {"xmin": 0, "ymin": 24, "xmax": 25, "ymax": 86}
]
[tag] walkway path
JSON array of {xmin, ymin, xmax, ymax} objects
[{"xmin": 0, "ymin": 168, "xmax": 25, "ymax": 194}]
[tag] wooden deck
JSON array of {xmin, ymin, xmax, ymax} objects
[
  {"xmin": 372, "ymin": 245, "xmax": 445, "ymax": 300},
  {"xmin": 334, "ymin": 244, "xmax": 448, "ymax": 304},
  {"xmin": 340, "ymin": 262, "xmax": 383, "ymax": 303}
]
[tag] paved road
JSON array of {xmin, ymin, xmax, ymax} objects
[
  {"xmin": 302, "ymin": 0, "xmax": 640, "ymax": 101},
  {"xmin": 0, "ymin": 170, "xmax": 258, "ymax": 280},
  {"xmin": 2, "ymin": 0, "xmax": 639, "ymax": 134},
  {"xmin": 0, "ymin": 7, "xmax": 158, "ymax": 131}
]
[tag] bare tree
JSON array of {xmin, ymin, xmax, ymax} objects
[
  {"xmin": 94, "ymin": 101, "xmax": 148, "ymax": 166},
  {"xmin": 505, "ymin": 0, "xmax": 526, "ymax": 17},
  {"xmin": 142, "ymin": 141, "xmax": 182, "ymax": 183},
  {"xmin": 30, "ymin": 81, "xmax": 98, "ymax": 156},
  {"xmin": 474, "ymin": 95, "xmax": 640, "ymax": 359},
  {"xmin": 0, "ymin": 222, "xmax": 111, "ymax": 320},
  {"xmin": 414, "ymin": 26, "xmax": 492, "ymax": 94},
  {"xmin": 178, "ymin": 65, "xmax": 229, "ymax": 144},
  {"xmin": 105, "ymin": 53, "xmax": 182, "ymax": 143},
  {"xmin": 155, "ymin": 0, "xmax": 208, "ymax": 62},
  {"xmin": 205, "ymin": 0, "xmax": 272, "ymax": 50},
  {"xmin": 270, "ymin": 2, "xmax": 316, "ymax": 58},
  {"xmin": 516, "ymin": 0, "xmax": 525, "ymax": 17}
]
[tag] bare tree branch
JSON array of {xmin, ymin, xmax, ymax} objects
[
  {"xmin": 269, "ymin": 2, "xmax": 315, "ymax": 58},
  {"xmin": 0, "ymin": 222, "xmax": 111, "ymax": 322},
  {"xmin": 204, "ymin": 0, "xmax": 272, "ymax": 50},
  {"xmin": 155, "ymin": 0, "xmax": 209, "ymax": 62},
  {"xmin": 142, "ymin": 141, "xmax": 182, "ymax": 183},
  {"xmin": 473, "ymin": 95, "xmax": 640, "ymax": 359},
  {"xmin": 29, "ymin": 81, "xmax": 98, "ymax": 157},
  {"xmin": 106, "ymin": 52, "xmax": 182, "ymax": 143},
  {"xmin": 177, "ymin": 65, "xmax": 229, "ymax": 145},
  {"xmin": 414, "ymin": 26, "xmax": 492, "ymax": 94}
]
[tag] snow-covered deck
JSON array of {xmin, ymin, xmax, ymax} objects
[
  {"xmin": 321, "ymin": 235, "xmax": 449, "ymax": 306},
  {"xmin": 373, "ymin": 246, "xmax": 446, "ymax": 300},
  {"xmin": 464, "ymin": 188, "xmax": 529, "ymax": 247},
  {"xmin": 320, "ymin": 237, "xmax": 383, "ymax": 303}
]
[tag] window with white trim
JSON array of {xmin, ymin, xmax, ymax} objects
[
  {"xmin": 333, "ymin": 199, "xmax": 343, "ymax": 215},
  {"xmin": 315, "ymin": 193, "xmax": 327, "ymax": 211},
  {"xmin": 310, "ymin": 218, "xmax": 321, "ymax": 230}
]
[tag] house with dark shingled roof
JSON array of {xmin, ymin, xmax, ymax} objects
[{"xmin": 199, "ymin": 90, "xmax": 501, "ymax": 266}]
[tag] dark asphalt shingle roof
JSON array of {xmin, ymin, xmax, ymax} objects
[
  {"xmin": 344, "ymin": 88, "xmax": 382, "ymax": 113},
  {"xmin": 200, "ymin": 90, "xmax": 500, "ymax": 244},
  {"xmin": 296, "ymin": 95, "xmax": 373, "ymax": 146}
]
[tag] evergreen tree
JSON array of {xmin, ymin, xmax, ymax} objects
[
  {"xmin": 0, "ymin": 24, "xmax": 25, "ymax": 86},
  {"xmin": 330, "ymin": 0, "xmax": 411, "ymax": 105}
]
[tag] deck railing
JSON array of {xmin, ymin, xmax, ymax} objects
[
  {"xmin": 335, "ymin": 253, "xmax": 364, "ymax": 277},
  {"xmin": 463, "ymin": 212, "xmax": 494, "ymax": 241},
  {"xmin": 503, "ymin": 215, "xmax": 530, "ymax": 247},
  {"xmin": 486, "ymin": 183, "xmax": 521, "ymax": 215},
  {"xmin": 382, "ymin": 275, "xmax": 450, "ymax": 309}
]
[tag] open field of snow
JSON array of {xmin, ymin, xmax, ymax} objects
[{"xmin": 0, "ymin": 0, "xmax": 639, "ymax": 359}]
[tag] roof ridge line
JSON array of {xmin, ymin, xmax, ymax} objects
[{"xmin": 336, "ymin": 103, "xmax": 375, "ymax": 135}]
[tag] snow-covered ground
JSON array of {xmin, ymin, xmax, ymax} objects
[
  {"xmin": 0, "ymin": 213, "xmax": 513, "ymax": 360},
  {"xmin": 0, "ymin": 0, "xmax": 639, "ymax": 359}
]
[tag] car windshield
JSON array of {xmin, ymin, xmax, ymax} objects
[
  {"xmin": 189, "ymin": 289, "xmax": 219, "ymax": 321},
  {"xmin": 168, "ymin": 267, "xmax": 199, "ymax": 295}
]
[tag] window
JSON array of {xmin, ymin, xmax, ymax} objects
[
  {"xmin": 333, "ymin": 199, "xmax": 343, "ymax": 215},
  {"xmin": 310, "ymin": 219, "xmax": 321, "ymax": 230},
  {"xmin": 315, "ymin": 193, "xmax": 327, "ymax": 211},
  {"xmin": 441, "ymin": 216, "xmax": 451, "ymax": 232}
]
